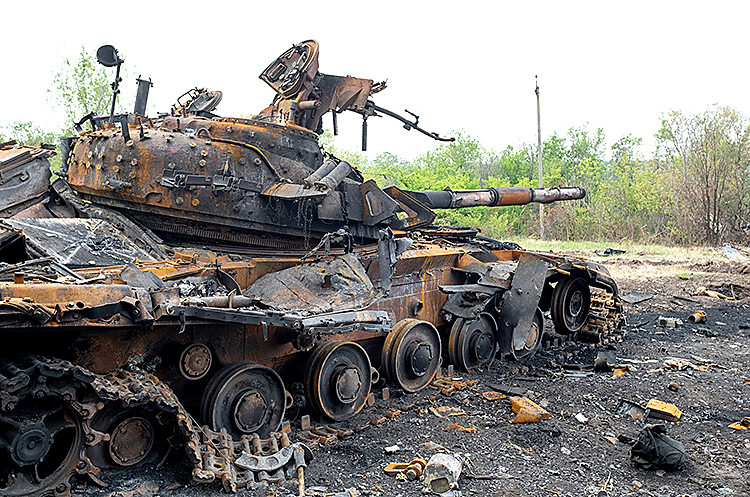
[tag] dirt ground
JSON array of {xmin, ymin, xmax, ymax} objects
[{"xmin": 82, "ymin": 250, "xmax": 750, "ymax": 497}]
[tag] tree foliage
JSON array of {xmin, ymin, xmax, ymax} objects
[
  {"xmin": 49, "ymin": 46, "xmax": 127, "ymax": 135},
  {"xmin": 657, "ymin": 105, "xmax": 750, "ymax": 244},
  {"xmin": 0, "ymin": 46, "xmax": 127, "ymax": 174},
  {"xmin": 0, "ymin": 121, "xmax": 57, "ymax": 147},
  {"xmin": 318, "ymin": 129, "xmax": 370, "ymax": 171},
  {"xmin": 349, "ymin": 115, "xmax": 749, "ymax": 246}
]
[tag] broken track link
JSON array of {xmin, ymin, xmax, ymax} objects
[
  {"xmin": 541, "ymin": 291, "xmax": 625, "ymax": 349},
  {"xmin": 0, "ymin": 356, "xmax": 103, "ymax": 497},
  {"xmin": 577, "ymin": 291, "xmax": 626, "ymax": 343},
  {"xmin": 0, "ymin": 356, "xmax": 311, "ymax": 495}
]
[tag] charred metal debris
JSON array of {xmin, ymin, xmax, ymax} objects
[
  {"xmin": 0, "ymin": 355, "xmax": 311, "ymax": 495},
  {"xmin": 0, "ymin": 39, "xmax": 623, "ymax": 496}
]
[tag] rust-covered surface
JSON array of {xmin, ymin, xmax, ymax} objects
[{"xmin": 0, "ymin": 39, "xmax": 624, "ymax": 496}]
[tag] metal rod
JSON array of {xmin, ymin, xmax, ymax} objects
[
  {"xmin": 361, "ymin": 117, "xmax": 368, "ymax": 151},
  {"xmin": 297, "ymin": 466, "xmax": 305, "ymax": 496},
  {"xmin": 536, "ymin": 76, "xmax": 544, "ymax": 240},
  {"xmin": 109, "ymin": 62, "xmax": 122, "ymax": 124},
  {"xmin": 369, "ymin": 103, "xmax": 454, "ymax": 142}
]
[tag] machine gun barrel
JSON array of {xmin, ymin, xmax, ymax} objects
[{"xmin": 406, "ymin": 186, "xmax": 586, "ymax": 209}]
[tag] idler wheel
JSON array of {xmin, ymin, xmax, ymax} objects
[
  {"xmin": 304, "ymin": 341, "xmax": 372, "ymax": 421},
  {"xmin": 512, "ymin": 308, "xmax": 545, "ymax": 359},
  {"xmin": 448, "ymin": 313, "xmax": 498, "ymax": 372},
  {"xmin": 0, "ymin": 396, "xmax": 84, "ymax": 497},
  {"xmin": 201, "ymin": 362, "xmax": 287, "ymax": 439},
  {"xmin": 89, "ymin": 403, "xmax": 171, "ymax": 470},
  {"xmin": 108, "ymin": 417, "xmax": 154, "ymax": 467},
  {"xmin": 381, "ymin": 319, "xmax": 441, "ymax": 393},
  {"xmin": 551, "ymin": 277, "xmax": 591, "ymax": 335}
]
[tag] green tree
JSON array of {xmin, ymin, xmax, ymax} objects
[
  {"xmin": 0, "ymin": 121, "xmax": 56, "ymax": 146},
  {"xmin": 362, "ymin": 152, "xmax": 411, "ymax": 188},
  {"xmin": 413, "ymin": 131, "xmax": 500, "ymax": 184},
  {"xmin": 611, "ymin": 134, "xmax": 642, "ymax": 163},
  {"xmin": 49, "ymin": 46, "xmax": 128, "ymax": 135},
  {"xmin": 318, "ymin": 129, "xmax": 369, "ymax": 170},
  {"xmin": 657, "ymin": 105, "xmax": 750, "ymax": 244},
  {"xmin": 496, "ymin": 144, "xmax": 534, "ymax": 185},
  {"xmin": 565, "ymin": 125, "xmax": 606, "ymax": 168}
]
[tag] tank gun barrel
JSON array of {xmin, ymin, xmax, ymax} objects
[{"xmin": 406, "ymin": 186, "xmax": 586, "ymax": 210}]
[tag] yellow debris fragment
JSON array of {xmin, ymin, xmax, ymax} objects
[
  {"xmin": 648, "ymin": 358, "xmax": 720, "ymax": 373},
  {"xmin": 509, "ymin": 396, "xmax": 550, "ymax": 424},
  {"xmin": 444, "ymin": 423, "xmax": 477, "ymax": 433},
  {"xmin": 613, "ymin": 365, "xmax": 631, "ymax": 376},
  {"xmin": 729, "ymin": 418, "xmax": 750, "ymax": 430},
  {"xmin": 645, "ymin": 399, "xmax": 682, "ymax": 422},
  {"xmin": 429, "ymin": 406, "xmax": 466, "ymax": 418},
  {"xmin": 695, "ymin": 286, "xmax": 733, "ymax": 300},
  {"xmin": 482, "ymin": 391, "xmax": 506, "ymax": 401}
]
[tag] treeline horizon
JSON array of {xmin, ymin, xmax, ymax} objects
[{"xmin": 324, "ymin": 105, "xmax": 750, "ymax": 247}]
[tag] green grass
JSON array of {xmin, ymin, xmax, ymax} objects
[{"xmin": 506, "ymin": 237, "xmax": 719, "ymax": 260}]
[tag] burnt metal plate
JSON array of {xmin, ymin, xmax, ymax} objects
[
  {"xmin": 260, "ymin": 40, "xmax": 319, "ymax": 98},
  {"xmin": 0, "ymin": 156, "xmax": 52, "ymax": 217},
  {"xmin": 242, "ymin": 253, "xmax": 378, "ymax": 315},
  {"xmin": 4, "ymin": 218, "xmax": 158, "ymax": 267},
  {"xmin": 497, "ymin": 253, "xmax": 547, "ymax": 353},
  {"xmin": 621, "ymin": 292, "xmax": 653, "ymax": 305}
]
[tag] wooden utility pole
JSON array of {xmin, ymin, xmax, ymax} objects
[{"xmin": 536, "ymin": 76, "xmax": 544, "ymax": 240}]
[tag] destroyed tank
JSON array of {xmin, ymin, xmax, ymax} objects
[{"xmin": 0, "ymin": 41, "xmax": 623, "ymax": 496}]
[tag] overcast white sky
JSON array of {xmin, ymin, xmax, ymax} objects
[{"xmin": 2, "ymin": 1, "xmax": 748, "ymax": 161}]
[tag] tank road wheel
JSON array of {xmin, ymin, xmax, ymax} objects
[
  {"xmin": 381, "ymin": 319, "xmax": 441, "ymax": 393},
  {"xmin": 0, "ymin": 396, "xmax": 84, "ymax": 497},
  {"xmin": 448, "ymin": 313, "xmax": 498, "ymax": 372},
  {"xmin": 304, "ymin": 341, "xmax": 372, "ymax": 422},
  {"xmin": 551, "ymin": 277, "xmax": 591, "ymax": 335},
  {"xmin": 200, "ymin": 362, "xmax": 287, "ymax": 439},
  {"xmin": 87, "ymin": 402, "xmax": 171, "ymax": 470},
  {"xmin": 512, "ymin": 308, "xmax": 545, "ymax": 359}
]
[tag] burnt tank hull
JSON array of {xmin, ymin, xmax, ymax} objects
[{"xmin": 0, "ymin": 39, "xmax": 623, "ymax": 496}]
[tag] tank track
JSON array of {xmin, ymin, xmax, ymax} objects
[
  {"xmin": 0, "ymin": 356, "xmax": 310, "ymax": 496},
  {"xmin": 542, "ymin": 291, "xmax": 625, "ymax": 349},
  {"xmin": 577, "ymin": 291, "xmax": 626, "ymax": 343}
]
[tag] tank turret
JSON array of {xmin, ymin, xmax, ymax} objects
[{"xmin": 61, "ymin": 40, "xmax": 584, "ymax": 251}]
